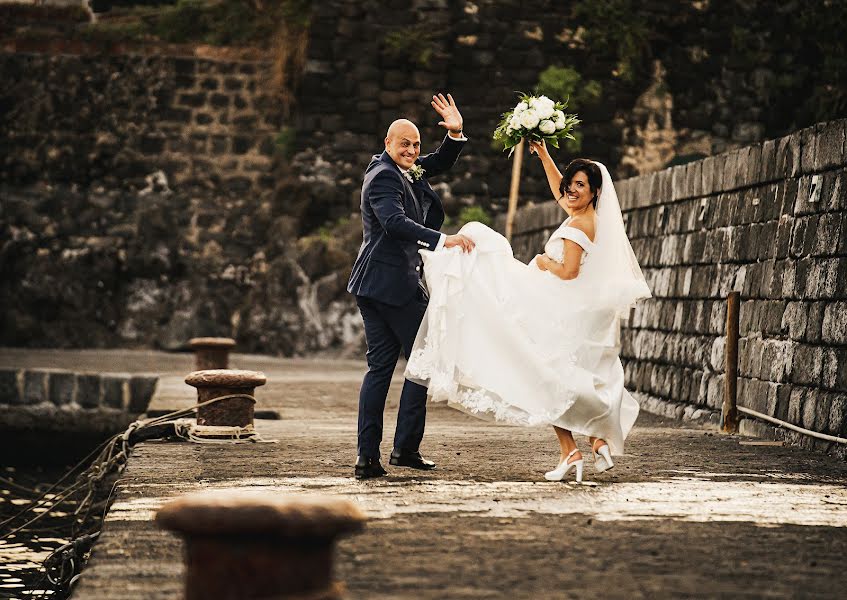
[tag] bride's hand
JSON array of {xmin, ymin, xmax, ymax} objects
[
  {"xmin": 534, "ymin": 254, "xmax": 549, "ymax": 270},
  {"xmin": 528, "ymin": 139, "xmax": 548, "ymax": 158}
]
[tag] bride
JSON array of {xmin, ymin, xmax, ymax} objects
[{"xmin": 405, "ymin": 140, "xmax": 651, "ymax": 482}]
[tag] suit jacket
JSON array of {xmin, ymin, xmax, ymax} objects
[{"xmin": 347, "ymin": 134, "xmax": 466, "ymax": 306}]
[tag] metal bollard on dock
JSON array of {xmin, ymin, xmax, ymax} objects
[
  {"xmin": 189, "ymin": 337, "xmax": 236, "ymax": 371},
  {"xmin": 156, "ymin": 491, "xmax": 366, "ymax": 600},
  {"xmin": 185, "ymin": 369, "xmax": 266, "ymax": 428}
]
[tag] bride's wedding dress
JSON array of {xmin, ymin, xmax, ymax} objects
[{"xmin": 405, "ymin": 162, "xmax": 651, "ymax": 455}]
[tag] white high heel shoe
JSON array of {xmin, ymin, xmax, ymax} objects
[
  {"xmin": 544, "ymin": 448, "xmax": 584, "ymax": 483},
  {"xmin": 593, "ymin": 442, "xmax": 615, "ymax": 473}
]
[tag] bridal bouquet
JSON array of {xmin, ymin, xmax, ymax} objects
[{"xmin": 493, "ymin": 93, "xmax": 580, "ymax": 156}]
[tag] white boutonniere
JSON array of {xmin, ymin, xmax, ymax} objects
[{"xmin": 409, "ymin": 164, "xmax": 426, "ymax": 181}]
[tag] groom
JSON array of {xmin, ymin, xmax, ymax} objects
[{"xmin": 347, "ymin": 93, "xmax": 475, "ymax": 479}]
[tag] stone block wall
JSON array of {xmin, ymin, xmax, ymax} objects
[
  {"xmin": 503, "ymin": 119, "xmax": 847, "ymax": 456},
  {"xmin": 0, "ymin": 52, "xmax": 280, "ymax": 195},
  {"xmin": 0, "ymin": 1, "xmax": 840, "ymax": 356},
  {"xmin": 0, "ymin": 366, "xmax": 157, "ymax": 433}
]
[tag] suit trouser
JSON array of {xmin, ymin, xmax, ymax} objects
[{"xmin": 355, "ymin": 289, "xmax": 429, "ymax": 459}]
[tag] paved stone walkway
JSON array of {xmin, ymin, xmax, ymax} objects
[{"xmin": 3, "ymin": 349, "xmax": 846, "ymax": 599}]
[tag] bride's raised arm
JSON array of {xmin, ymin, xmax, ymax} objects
[{"xmin": 528, "ymin": 140, "xmax": 572, "ymax": 217}]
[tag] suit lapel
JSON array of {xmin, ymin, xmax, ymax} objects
[{"xmin": 377, "ymin": 151, "xmax": 428, "ymax": 223}]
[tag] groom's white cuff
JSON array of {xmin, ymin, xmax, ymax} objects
[{"xmin": 435, "ymin": 233, "xmax": 446, "ymax": 250}]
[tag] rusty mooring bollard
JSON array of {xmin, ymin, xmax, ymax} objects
[
  {"xmin": 185, "ymin": 369, "xmax": 266, "ymax": 427},
  {"xmin": 189, "ymin": 337, "xmax": 236, "ymax": 371},
  {"xmin": 156, "ymin": 491, "xmax": 366, "ymax": 600}
]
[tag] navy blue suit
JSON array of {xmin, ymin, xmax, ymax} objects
[{"xmin": 348, "ymin": 134, "xmax": 466, "ymax": 459}]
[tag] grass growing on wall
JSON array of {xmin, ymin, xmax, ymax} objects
[
  {"xmin": 382, "ymin": 26, "xmax": 438, "ymax": 67},
  {"xmin": 457, "ymin": 206, "xmax": 493, "ymax": 228},
  {"xmin": 534, "ymin": 66, "xmax": 602, "ymax": 153},
  {"xmin": 79, "ymin": 0, "xmax": 311, "ymax": 48}
]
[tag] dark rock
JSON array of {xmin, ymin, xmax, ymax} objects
[
  {"xmin": 49, "ymin": 371, "xmax": 75, "ymax": 406},
  {"xmin": 0, "ymin": 369, "xmax": 21, "ymax": 405},
  {"xmin": 23, "ymin": 370, "xmax": 48, "ymax": 405},
  {"xmin": 101, "ymin": 375, "xmax": 126, "ymax": 410},
  {"xmin": 76, "ymin": 374, "xmax": 101, "ymax": 408},
  {"xmin": 129, "ymin": 375, "xmax": 158, "ymax": 414}
]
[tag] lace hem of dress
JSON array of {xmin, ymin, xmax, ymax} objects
[{"xmin": 407, "ymin": 344, "xmax": 576, "ymax": 427}]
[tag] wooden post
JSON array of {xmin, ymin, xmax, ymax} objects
[
  {"xmin": 721, "ymin": 291, "xmax": 740, "ymax": 433},
  {"xmin": 505, "ymin": 138, "xmax": 525, "ymax": 242}
]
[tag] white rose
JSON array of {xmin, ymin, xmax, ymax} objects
[
  {"xmin": 519, "ymin": 109, "xmax": 540, "ymax": 130},
  {"xmin": 514, "ymin": 101, "xmax": 528, "ymax": 113},
  {"xmin": 539, "ymin": 119, "xmax": 556, "ymax": 135},
  {"xmin": 508, "ymin": 114, "xmax": 521, "ymax": 130},
  {"xmin": 533, "ymin": 96, "xmax": 555, "ymax": 119},
  {"xmin": 554, "ymin": 110, "xmax": 568, "ymax": 129}
]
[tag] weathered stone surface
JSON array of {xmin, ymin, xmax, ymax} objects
[
  {"xmin": 129, "ymin": 375, "xmax": 159, "ymax": 414},
  {"xmin": 815, "ymin": 119, "xmax": 846, "ymax": 172},
  {"xmin": 76, "ymin": 374, "xmax": 102, "ymax": 408},
  {"xmin": 23, "ymin": 370, "xmax": 48, "ymax": 405},
  {"xmin": 49, "ymin": 371, "xmax": 76, "ymax": 406},
  {"xmin": 0, "ymin": 369, "xmax": 21, "ymax": 405},
  {"xmin": 829, "ymin": 394, "xmax": 847, "ymax": 435},
  {"xmin": 822, "ymin": 302, "xmax": 847, "ymax": 344},
  {"xmin": 101, "ymin": 375, "xmax": 127, "ymax": 410}
]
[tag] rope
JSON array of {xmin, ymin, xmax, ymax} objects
[
  {"xmin": 738, "ymin": 406, "xmax": 847, "ymax": 445},
  {"xmin": 172, "ymin": 420, "xmax": 276, "ymax": 444},
  {"xmin": 3, "ymin": 392, "xmax": 274, "ymax": 598}
]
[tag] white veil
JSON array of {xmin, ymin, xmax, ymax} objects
[{"xmin": 581, "ymin": 162, "xmax": 652, "ymax": 319}]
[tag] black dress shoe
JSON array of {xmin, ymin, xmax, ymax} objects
[
  {"xmin": 389, "ymin": 449, "xmax": 436, "ymax": 470},
  {"xmin": 354, "ymin": 456, "xmax": 387, "ymax": 480}
]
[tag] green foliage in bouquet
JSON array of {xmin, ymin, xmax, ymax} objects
[{"xmin": 492, "ymin": 93, "xmax": 580, "ymax": 157}]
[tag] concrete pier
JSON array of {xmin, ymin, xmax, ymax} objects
[{"xmin": 2, "ymin": 348, "xmax": 846, "ymax": 598}]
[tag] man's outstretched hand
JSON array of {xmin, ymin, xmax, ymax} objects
[
  {"xmin": 444, "ymin": 234, "xmax": 475, "ymax": 253},
  {"xmin": 432, "ymin": 93, "xmax": 463, "ymax": 135}
]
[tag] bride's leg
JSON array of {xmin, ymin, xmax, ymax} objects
[
  {"xmin": 589, "ymin": 436, "xmax": 608, "ymax": 452},
  {"xmin": 545, "ymin": 426, "xmax": 585, "ymax": 482},
  {"xmin": 589, "ymin": 436, "xmax": 615, "ymax": 473},
  {"xmin": 553, "ymin": 426, "xmax": 581, "ymax": 463}
]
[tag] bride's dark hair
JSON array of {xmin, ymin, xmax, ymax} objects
[{"xmin": 559, "ymin": 159, "xmax": 602, "ymax": 208}]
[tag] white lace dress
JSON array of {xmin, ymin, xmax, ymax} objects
[{"xmin": 405, "ymin": 220, "xmax": 641, "ymax": 455}]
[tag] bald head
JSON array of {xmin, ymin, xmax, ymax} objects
[
  {"xmin": 386, "ymin": 118, "xmax": 419, "ymax": 139},
  {"xmin": 385, "ymin": 119, "xmax": 421, "ymax": 170}
]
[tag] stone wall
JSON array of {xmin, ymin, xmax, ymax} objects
[
  {"xmin": 0, "ymin": 52, "xmax": 279, "ymax": 195},
  {"xmin": 4, "ymin": 1, "xmax": 807, "ymax": 223},
  {"xmin": 503, "ymin": 119, "xmax": 847, "ymax": 456},
  {"xmin": 0, "ymin": 180, "xmax": 364, "ymax": 354},
  {"xmin": 1, "ymin": 1, "xmax": 842, "ymax": 356},
  {"xmin": 0, "ymin": 366, "xmax": 157, "ymax": 434}
]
